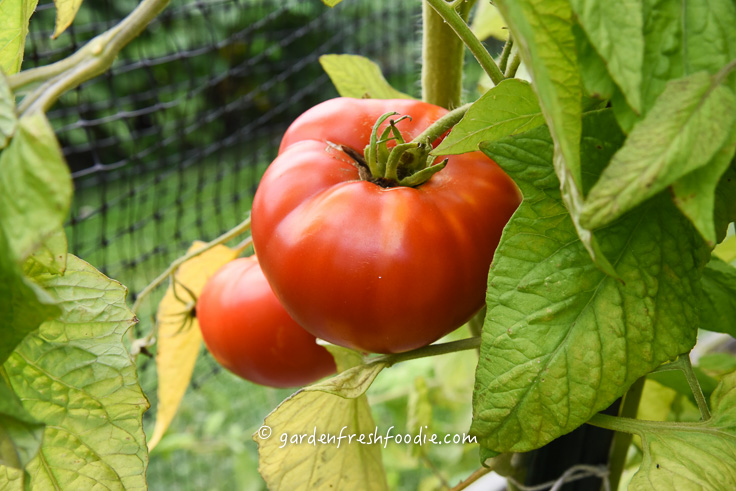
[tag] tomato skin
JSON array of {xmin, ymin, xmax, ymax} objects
[
  {"xmin": 252, "ymin": 97, "xmax": 521, "ymax": 354},
  {"xmin": 196, "ymin": 256, "xmax": 336, "ymax": 388}
]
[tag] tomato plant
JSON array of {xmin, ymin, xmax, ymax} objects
[
  {"xmin": 3, "ymin": 0, "xmax": 736, "ymax": 490},
  {"xmin": 252, "ymin": 97, "xmax": 521, "ymax": 354},
  {"xmin": 197, "ymin": 256, "xmax": 336, "ymax": 388}
]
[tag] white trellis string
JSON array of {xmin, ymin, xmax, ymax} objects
[{"xmin": 506, "ymin": 464, "xmax": 611, "ymax": 491}]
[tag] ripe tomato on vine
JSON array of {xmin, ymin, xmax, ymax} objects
[
  {"xmin": 252, "ymin": 97, "xmax": 521, "ymax": 354},
  {"xmin": 197, "ymin": 256, "xmax": 336, "ymax": 388}
]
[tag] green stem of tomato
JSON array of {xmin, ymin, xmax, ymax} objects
[
  {"xmin": 505, "ymin": 51, "xmax": 522, "ymax": 79},
  {"xmin": 371, "ymin": 336, "xmax": 481, "ymax": 367},
  {"xmin": 421, "ymin": 0, "xmax": 469, "ymax": 108},
  {"xmin": 412, "ymin": 102, "xmax": 471, "ymax": 148},
  {"xmin": 679, "ymin": 356, "xmax": 712, "ymax": 420},
  {"xmin": 587, "ymin": 413, "xmax": 714, "ymax": 436},
  {"xmin": 651, "ymin": 355, "xmax": 711, "ymax": 420},
  {"xmin": 425, "ymin": 0, "xmax": 505, "ymax": 88},
  {"xmin": 498, "ymin": 36, "xmax": 514, "ymax": 74}
]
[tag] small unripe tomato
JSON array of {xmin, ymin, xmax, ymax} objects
[{"xmin": 197, "ymin": 256, "xmax": 336, "ymax": 388}]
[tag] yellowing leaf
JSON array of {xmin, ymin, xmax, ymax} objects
[
  {"xmin": 148, "ymin": 241, "xmax": 238, "ymax": 450},
  {"xmin": 254, "ymin": 391, "xmax": 388, "ymax": 491},
  {"xmin": 714, "ymin": 235, "xmax": 736, "ymax": 263},
  {"xmin": 255, "ymin": 345, "xmax": 388, "ymax": 490},
  {"xmin": 471, "ymin": 1, "xmax": 508, "ymax": 41},
  {"xmin": 52, "ymin": 0, "xmax": 84, "ymax": 39}
]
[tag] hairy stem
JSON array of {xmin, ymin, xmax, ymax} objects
[
  {"xmin": 498, "ymin": 36, "xmax": 514, "ymax": 73},
  {"xmin": 422, "ymin": 0, "xmax": 469, "ymax": 108},
  {"xmin": 505, "ymin": 51, "xmax": 522, "ymax": 79},
  {"xmin": 681, "ymin": 356, "xmax": 711, "ymax": 420},
  {"xmin": 412, "ymin": 102, "xmax": 471, "ymax": 145},
  {"xmin": 426, "ymin": 0, "xmax": 504, "ymax": 87},
  {"xmin": 652, "ymin": 355, "xmax": 711, "ymax": 420},
  {"xmin": 13, "ymin": 0, "xmax": 171, "ymax": 114},
  {"xmin": 371, "ymin": 336, "xmax": 480, "ymax": 367}
]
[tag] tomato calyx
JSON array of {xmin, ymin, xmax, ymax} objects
[{"xmin": 336, "ymin": 111, "xmax": 447, "ymax": 188}]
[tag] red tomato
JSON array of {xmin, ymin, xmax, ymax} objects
[
  {"xmin": 252, "ymin": 97, "xmax": 521, "ymax": 354},
  {"xmin": 196, "ymin": 256, "xmax": 336, "ymax": 388}
]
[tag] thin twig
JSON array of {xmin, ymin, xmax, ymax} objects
[
  {"xmin": 131, "ymin": 215, "xmax": 251, "ymax": 315},
  {"xmin": 505, "ymin": 50, "xmax": 522, "ymax": 78},
  {"xmin": 498, "ymin": 36, "xmax": 514, "ymax": 73},
  {"xmin": 450, "ymin": 466, "xmax": 492, "ymax": 490},
  {"xmin": 13, "ymin": 0, "xmax": 171, "ymax": 114}
]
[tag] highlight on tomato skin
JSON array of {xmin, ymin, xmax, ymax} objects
[
  {"xmin": 252, "ymin": 97, "xmax": 522, "ymax": 355},
  {"xmin": 196, "ymin": 256, "xmax": 336, "ymax": 388}
]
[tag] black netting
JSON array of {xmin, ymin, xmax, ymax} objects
[{"xmin": 26, "ymin": 1, "xmax": 424, "ymax": 487}]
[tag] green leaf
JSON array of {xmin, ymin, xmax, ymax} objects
[
  {"xmin": 471, "ymin": 110, "xmax": 708, "ymax": 453},
  {"xmin": 629, "ymin": 370, "xmax": 736, "ymax": 490},
  {"xmin": 0, "ymin": 377, "xmax": 44, "ymax": 469},
  {"xmin": 0, "ymin": 72, "xmax": 16, "ymax": 150},
  {"xmin": 573, "ymin": 24, "xmax": 616, "ymax": 101},
  {"xmin": 672, "ymin": 141, "xmax": 736, "ymax": 246},
  {"xmin": 641, "ymin": 0, "xmax": 736, "ymax": 114},
  {"xmin": 714, "ymin": 163, "xmax": 736, "ymax": 244},
  {"xmin": 581, "ymin": 72, "xmax": 736, "ymax": 230},
  {"xmin": 319, "ymin": 55, "xmax": 413, "ymax": 100},
  {"xmin": 23, "ymin": 228, "xmax": 68, "ymax": 276},
  {"xmin": 0, "ymin": 111, "xmax": 73, "ymax": 263},
  {"xmin": 637, "ymin": 379, "xmax": 700, "ymax": 425},
  {"xmin": 698, "ymin": 353, "xmax": 736, "ymax": 381},
  {"xmin": 254, "ymin": 350, "xmax": 388, "ymax": 490},
  {"xmin": 433, "ymin": 79, "xmax": 545, "ymax": 155},
  {"xmin": 494, "ymin": 0, "xmax": 582, "ymax": 185},
  {"xmin": 0, "ymin": 0, "xmax": 38, "ymax": 75},
  {"xmin": 494, "ymin": 0, "xmax": 620, "ymax": 278},
  {"xmin": 320, "ymin": 0, "xmax": 342, "ymax": 6},
  {"xmin": 698, "ymin": 256, "xmax": 736, "ymax": 337},
  {"xmin": 0, "ymin": 230, "xmax": 59, "ymax": 365},
  {"xmin": 1, "ymin": 255, "xmax": 149, "ymax": 490},
  {"xmin": 714, "ymin": 235, "xmax": 736, "ymax": 264},
  {"xmin": 470, "ymin": 1, "xmax": 508, "ymax": 42},
  {"xmin": 52, "ymin": 0, "xmax": 84, "ymax": 39},
  {"xmin": 570, "ymin": 0, "xmax": 643, "ymax": 112}
]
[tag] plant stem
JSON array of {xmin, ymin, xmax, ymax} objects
[
  {"xmin": 130, "ymin": 215, "xmax": 251, "ymax": 315},
  {"xmin": 370, "ymin": 336, "xmax": 480, "ymax": 367},
  {"xmin": 680, "ymin": 356, "xmax": 711, "ymax": 420},
  {"xmin": 607, "ymin": 376, "xmax": 645, "ymax": 491},
  {"xmin": 425, "ymin": 0, "xmax": 504, "ymax": 88},
  {"xmin": 588, "ymin": 413, "xmax": 712, "ymax": 436},
  {"xmin": 13, "ymin": 0, "xmax": 171, "ymax": 115},
  {"xmin": 422, "ymin": 0, "xmax": 468, "ymax": 108},
  {"xmin": 651, "ymin": 355, "xmax": 711, "ymax": 420},
  {"xmin": 505, "ymin": 51, "xmax": 522, "ymax": 79},
  {"xmin": 451, "ymin": 466, "xmax": 492, "ymax": 490},
  {"xmin": 498, "ymin": 36, "xmax": 514, "ymax": 73},
  {"xmin": 412, "ymin": 102, "xmax": 471, "ymax": 145}
]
